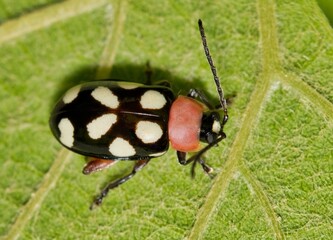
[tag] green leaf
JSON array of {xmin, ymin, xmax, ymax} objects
[{"xmin": 1, "ymin": 0, "xmax": 332, "ymax": 239}]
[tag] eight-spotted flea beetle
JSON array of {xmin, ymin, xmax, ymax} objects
[{"xmin": 50, "ymin": 19, "xmax": 228, "ymax": 208}]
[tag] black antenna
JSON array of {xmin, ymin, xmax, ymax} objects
[{"xmin": 198, "ymin": 19, "xmax": 228, "ymax": 122}]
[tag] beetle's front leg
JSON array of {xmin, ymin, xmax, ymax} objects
[
  {"xmin": 187, "ymin": 89, "xmax": 214, "ymax": 110},
  {"xmin": 90, "ymin": 159, "xmax": 150, "ymax": 209},
  {"xmin": 177, "ymin": 151, "xmax": 213, "ymax": 178},
  {"xmin": 188, "ymin": 89, "xmax": 229, "ymax": 125}
]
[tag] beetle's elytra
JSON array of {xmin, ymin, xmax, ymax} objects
[{"xmin": 50, "ymin": 19, "xmax": 228, "ymax": 209}]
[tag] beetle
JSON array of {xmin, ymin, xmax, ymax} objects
[{"xmin": 49, "ymin": 19, "xmax": 228, "ymax": 209}]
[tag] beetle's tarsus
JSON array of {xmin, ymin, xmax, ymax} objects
[{"xmin": 90, "ymin": 197, "xmax": 103, "ymax": 210}]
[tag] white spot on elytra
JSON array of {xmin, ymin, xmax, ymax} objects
[
  {"xmin": 63, "ymin": 85, "xmax": 80, "ymax": 104},
  {"xmin": 87, "ymin": 113, "xmax": 117, "ymax": 139},
  {"xmin": 140, "ymin": 90, "xmax": 167, "ymax": 109},
  {"xmin": 109, "ymin": 137, "xmax": 136, "ymax": 157},
  {"xmin": 91, "ymin": 86, "xmax": 119, "ymax": 108},
  {"xmin": 58, "ymin": 118, "xmax": 74, "ymax": 147},
  {"xmin": 135, "ymin": 121, "xmax": 163, "ymax": 143},
  {"xmin": 118, "ymin": 82, "xmax": 142, "ymax": 90},
  {"xmin": 212, "ymin": 120, "xmax": 221, "ymax": 134}
]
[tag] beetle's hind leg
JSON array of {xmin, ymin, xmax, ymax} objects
[{"xmin": 90, "ymin": 159, "xmax": 150, "ymax": 209}]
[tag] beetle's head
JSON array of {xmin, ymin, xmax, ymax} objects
[{"xmin": 200, "ymin": 110, "xmax": 227, "ymax": 144}]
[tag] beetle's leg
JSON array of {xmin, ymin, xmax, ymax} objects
[
  {"xmin": 155, "ymin": 80, "xmax": 171, "ymax": 87},
  {"xmin": 177, "ymin": 151, "xmax": 213, "ymax": 178},
  {"xmin": 197, "ymin": 158, "xmax": 214, "ymax": 178},
  {"xmin": 188, "ymin": 89, "xmax": 229, "ymax": 125},
  {"xmin": 144, "ymin": 62, "xmax": 171, "ymax": 87},
  {"xmin": 215, "ymin": 92, "xmax": 236, "ymax": 109},
  {"xmin": 145, "ymin": 61, "xmax": 153, "ymax": 85},
  {"xmin": 187, "ymin": 89, "xmax": 214, "ymax": 110},
  {"xmin": 83, "ymin": 158, "xmax": 117, "ymax": 175},
  {"xmin": 177, "ymin": 134, "xmax": 226, "ymax": 177},
  {"xmin": 91, "ymin": 159, "xmax": 150, "ymax": 209},
  {"xmin": 177, "ymin": 151, "xmax": 188, "ymax": 165}
]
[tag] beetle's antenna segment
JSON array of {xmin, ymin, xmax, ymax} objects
[{"xmin": 198, "ymin": 19, "xmax": 228, "ymax": 122}]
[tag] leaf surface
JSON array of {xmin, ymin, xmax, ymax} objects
[{"xmin": 0, "ymin": 0, "xmax": 332, "ymax": 239}]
